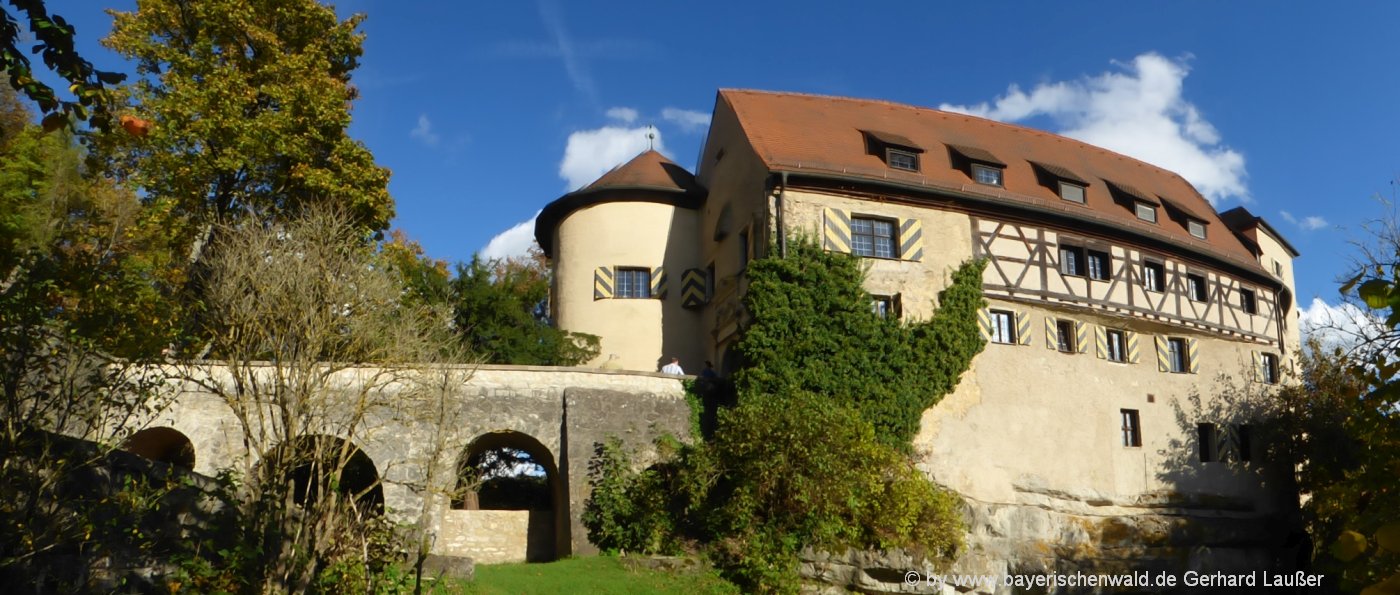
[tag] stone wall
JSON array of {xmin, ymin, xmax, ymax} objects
[{"xmin": 436, "ymin": 510, "xmax": 555, "ymax": 564}]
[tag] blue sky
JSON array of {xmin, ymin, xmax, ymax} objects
[{"xmin": 50, "ymin": 1, "xmax": 1400, "ymax": 332}]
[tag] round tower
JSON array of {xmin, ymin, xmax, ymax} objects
[{"xmin": 535, "ymin": 150, "xmax": 705, "ymax": 373}]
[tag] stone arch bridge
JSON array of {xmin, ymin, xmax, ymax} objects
[{"xmin": 122, "ymin": 365, "xmax": 692, "ymax": 563}]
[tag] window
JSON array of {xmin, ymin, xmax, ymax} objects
[
  {"xmin": 1105, "ymin": 329, "xmax": 1126, "ymax": 362},
  {"xmin": 1187, "ymin": 274, "xmax": 1207, "ymax": 302},
  {"xmin": 1059, "ymin": 181, "xmax": 1086, "ymax": 204},
  {"xmin": 738, "ymin": 229, "xmax": 750, "ymax": 271},
  {"xmin": 989, "ymin": 310, "xmax": 1016, "ymax": 344},
  {"xmin": 972, "ymin": 163, "xmax": 1003, "ymax": 187},
  {"xmin": 1273, "ymin": 260, "xmax": 1283, "ymax": 276},
  {"xmin": 1261, "ymin": 353, "xmax": 1279, "ymax": 384},
  {"xmin": 1241, "ymin": 288, "xmax": 1258, "ymax": 314},
  {"xmin": 1167, "ymin": 337, "xmax": 1189, "ymax": 373},
  {"xmin": 1055, "ymin": 319, "xmax": 1076, "ymax": 353},
  {"xmin": 705, "ymin": 262, "xmax": 715, "ymax": 298},
  {"xmin": 1087, "ymin": 250, "xmax": 1111, "ymax": 280},
  {"xmin": 1197, "ymin": 423, "xmax": 1218, "ymax": 462},
  {"xmin": 1135, "ymin": 202, "xmax": 1157, "ymax": 223},
  {"xmin": 1059, "ymin": 244, "xmax": 1086, "ymax": 277},
  {"xmin": 850, "ymin": 216, "xmax": 897, "ymax": 259},
  {"xmin": 872, "ymin": 295, "xmax": 899, "ymax": 319},
  {"xmin": 1188, "ymin": 219, "xmax": 1207, "ymax": 240},
  {"xmin": 887, "ymin": 148, "xmax": 919, "ymax": 172},
  {"xmin": 615, "ymin": 268, "xmax": 652, "ymax": 299},
  {"xmin": 1143, "ymin": 261, "xmax": 1164, "ymax": 292},
  {"xmin": 1199, "ymin": 423, "xmax": 1253, "ymax": 463},
  {"xmin": 1121, "ymin": 409, "xmax": 1142, "ymax": 447}
]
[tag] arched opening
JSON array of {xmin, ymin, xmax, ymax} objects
[
  {"xmin": 122, "ymin": 427, "xmax": 196, "ymax": 469},
  {"xmin": 274, "ymin": 435, "xmax": 384, "ymax": 516},
  {"xmin": 446, "ymin": 431, "xmax": 565, "ymax": 562}
]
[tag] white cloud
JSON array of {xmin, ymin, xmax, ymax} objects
[
  {"xmin": 1300, "ymin": 297, "xmax": 1388, "ymax": 354},
  {"xmin": 409, "ymin": 114, "xmax": 440, "ymax": 146},
  {"xmin": 480, "ymin": 210, "xmax": 542, "ymax": 261},
  {"xmin": 940, "ymin": 53, "xmax": 1247, "ymax": 205},
  {"xmin": 605, "ymin": 107, "xmax": 639, "ymax": 123},
  {"xmin": 661, "ymin": 107, "xmax": 711, "ymax": 133},
  {"xmin": 559, "ymin": 125, "xmax": 666, "ymax": 190},
  {"xmin": 1280, "ymin": 210, "xmax": 1329, "ymax": 231}
]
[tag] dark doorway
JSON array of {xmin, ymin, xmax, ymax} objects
[{"xmin": 122, "ymin": 427, "xmax": 196, "ymax": 469}]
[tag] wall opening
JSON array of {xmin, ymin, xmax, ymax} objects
[
  {"xmin": 275, "ymin": 435, "xmax": 384, "ymax": 516},
  {"xmin": 122, "ymin": 427, "xmax": 196, "ymax": 469},
  {"xmin": 450, "ymin": 431, "xmax": 564, "ymax": 562}
]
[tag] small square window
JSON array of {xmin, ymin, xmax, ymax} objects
[
  {"xmin": 1059, "ymin": 244, "xmax": 1086, "ymax": 277},
  {"xmin": 887, "ymin": 148, "xmax": 919, "ymax": 172},
  {"xmin": 1087, "ymin": 250, "xmax": 1111, "ymax": 281},
  {"xmin": 1055, "ymin": 319, "xmax": 1076, "ymax": 353},
  {"xmin": 1135, "ymin": 202, "xmax": 1157, "ymax": 223},
  {"xmin": 615, "ymin": 268, "xmax": 652, "ymax": 299},
  {"xmin": 1167, "ymin": 337, "xmax": 1189, "ymax": 373},
  {"xmin": 1273, "ymin": 260, "xmax": 1283, "ymax": 276},
  {"xmin": 872, "ymin": 295, "xmax": 900, "ymax": 319},
  {"xmin": 1121, "ymin": 409, "xmax": 1142, "ymax": 447},
  {"xmin": 1105, "ymin": 329, "xmax": 1126, "ymax": 362},
  {"xmin": 850, "ymin": 217, "xmax": 897, "ymax": 259},
  {"xmin": 1059, "ymin": 181, "xmax": 1086, "ymax": 204},
  {"xmin": 1188, "ymin": 219, "xmax": 1207, "ymax": 240},
  {"xmin": 1187, "ymin": 274, "xmax": 1207, "ymax": 302},
  {"xmin": 1241, "ymin": 288, "xmax": 1258, "ymax": 314},
  {"xmin": 1143, "ymin": 261, "xmax": 1165, "ymax": 292},
  {"xmin": 1261, "ymin": 353, "xmax": 1279, "ymax": 384},
  {"xmin": 972, "ymin": 164, "xmax": 1004, "ymax": 187},
  {"xmin": 989, "ymin": 310, "xmax": 1016, "ymax": 344}
]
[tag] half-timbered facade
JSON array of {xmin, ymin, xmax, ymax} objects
[{"xmin": 536, "ymin": 89, "xmax": 1303, "ymax": 581}]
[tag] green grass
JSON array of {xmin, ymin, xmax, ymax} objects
[{"xmin": 453, "ymin": 555, "xmax": 739, "ymax": 595}]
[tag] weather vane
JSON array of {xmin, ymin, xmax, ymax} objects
[{"xmin": 647, "ymin": 125, "xmax": 655, "ymax": 150}]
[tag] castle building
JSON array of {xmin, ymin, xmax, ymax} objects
[{"xmin": 535, "ymin": 89, "xmax": 1301, "ymax": 574}]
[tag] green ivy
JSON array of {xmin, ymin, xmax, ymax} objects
[{"xmin": 733, "ymin": 239, "xmax": 987, "ymax": 449}]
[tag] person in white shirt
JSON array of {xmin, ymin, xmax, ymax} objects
[{"xmin": 661, "ymin": 357, "xmax": 684, "ymax": 375}]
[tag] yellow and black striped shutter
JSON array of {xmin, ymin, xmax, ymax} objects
[
  {"xmin": 1187, "ymin": 338, "xmax": 1200, "ymax": 374},
  {"xmin": 680, "ymin": 268, "xmax": 707, "ymax": 308},
  {"xmin": 594, "ymin": 266, "xmax": 613, "ymax": 300},
  {"xmin": 1126, "ymin": 331, "xmax": 1141, "ymax": 364},
  {"xmin": 1015, "ymin": 311, "xmax": 1032, "ymax": 346},
  {"xmin": 898, "ymin": 217, "xmax": 923, "ymax": 261},
  {"xmin": 651, "ymin": 266, "xmax": 667, "ymax": 299},
  {"xmin": 823, "ymin": 208, "xmax": 851, "ymax": 253},
  {"xmin": 1251, "ymin": 350, "xmax": 1261, "ymax": 381},
  {"xmin": 976, "ymin": 309, "xmax": 993, "ymax": 341},
  {"xmin": 1155, "ymin": 335, "xmax": 1170, "ymax": 372},
  {"xmin": 1094, "ymin": 326, "xmax": 1108, "ymax": 359},
  {"xmin": 1075, "ymin": 321, "xmax": 1089, "ymax": 354},
  {"xmin": 1044, "ymin": 317, "xmax": 1058, "ymax": 350}
]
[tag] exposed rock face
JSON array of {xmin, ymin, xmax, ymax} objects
[{"xmin": 800, "ymin": 494, "xmax": 1302, "ymax": 595}]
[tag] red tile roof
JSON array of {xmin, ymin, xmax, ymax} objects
[
  {"xmin": 581, "ymin": 149, "xmax": 703, "ymax": 194},
  {"xmin": 716, "ymin": 89, "xmax": 1270, "ymax": 273}
]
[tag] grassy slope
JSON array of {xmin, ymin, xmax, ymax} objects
[{"xmin": 453, "ymin": 556, "xmax": 739, "ymax": 595}]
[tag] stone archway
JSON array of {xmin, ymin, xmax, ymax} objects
[
  {"xmin": 122, "ymin": 427, "xmax": 196, "ymax": 469},
  {"xmin": 275, "ymin": 435, "xmax": 385, "ymax": 516},
  {"xmin": 442, "ymin": 431, "xmax": 567, "ymax": 563}
]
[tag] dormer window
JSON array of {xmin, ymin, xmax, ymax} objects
[
  {"xmin": 1188, "ymin": 219, "xmax": 1207, "ymax": 240},
  {"xmin": 1135, "ymin": 202, "xmax": 1157, "ymax": 223},
  {"xmin": 1031, "ymin": 162, "xmax": 1089, "ymax": 204},
  {"xmin": 863, "ymin": 129, "xmax": 924, "ymax": 172},
  {"xmin": 973, "ymin": 163, "xmax": 1004, "ymax": 187},
  {"xmin": 887, "ymin": 148, "xmax": 919, "ymax": 172},
  {"xmin": 1059, "ymin": 181, "xmax": 1086, "ymax": 204}
]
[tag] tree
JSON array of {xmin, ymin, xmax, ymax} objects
[
  {"xmin": 733, "ymin": 239, "xmax": 986, "ymax": 448},
  {"xmin": 95, "ymin": 0, "xmax": 392, "ymax": 236},
  {"xmin": 1, "ymin": 1, "xmax": 126, "ymax": 131},
  {"xmin": 182, "ymin": 209, "xmax": 471, "ymax": 592},
  {"xmin": 0, "ymin": 84, "xmax": 182, "ymax": 591},
  {"xmin": 450, "ymin": 251, "xmax": 600, "ymax": 366}
]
